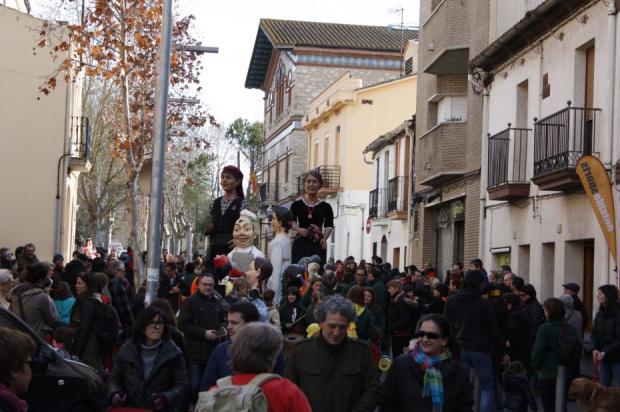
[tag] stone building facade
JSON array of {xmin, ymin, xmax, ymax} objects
[
  {"xmin": 245, "ymin": 19, "xmax": 417, "ymax": 252},
  {"xmin": 410, "ymin": 0, "xmax": 490, "ymax": 276}
]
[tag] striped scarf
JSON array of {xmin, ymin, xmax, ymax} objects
[{"xmin": 412, "ymin": 342, "xmax": 451, "ymax": 408}]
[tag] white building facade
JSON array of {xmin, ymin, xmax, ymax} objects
[{"xmin": 472, "ymin": 0, "xmax": 620, "ymax": 321}]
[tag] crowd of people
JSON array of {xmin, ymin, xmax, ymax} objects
[{"xmin": 0, "ymin": 166, "xmax": 619, "ymax": 412}]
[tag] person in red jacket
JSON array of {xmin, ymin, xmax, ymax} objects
[{"xmin": 197, "ymin": 322, "xmax": 311, "ymax": 412}]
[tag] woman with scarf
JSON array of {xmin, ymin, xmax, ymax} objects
[
  {"xmin": 204, "ymin": 165, "xmax": 247, "ymax": 268},
  {"xmin": 380, "ymin": 314, "xmax": 473, "ymax": 412}
]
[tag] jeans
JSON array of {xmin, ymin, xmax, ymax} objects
[
  {"xmin": 539, "ymin": 378, "xmax": 556, "ymax": 412},
  {"xmin": 189, "ymin": 362, "xmax": 207, "ymax": 402},
  {"xmin": 461, "ymin": 351, "xmax": 495, "ymax": 412},
  {"xmin": 600, "ymin": 360, "xmax": 620, "ymax": 387}
]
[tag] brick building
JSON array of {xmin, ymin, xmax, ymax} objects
[
  {"xmin": 410, "ymin": 0, "xmax": 490, "ymax": 276},
  {"xmin": 245, "ymin": 19, "xmax": 417, "ymax": 252}
]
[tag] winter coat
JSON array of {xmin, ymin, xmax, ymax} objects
[
  {"xmin": 564, "ymin": 308, "xmax": 584, "ymax": 338},
  {"xmin": 380, "ymin": 353, "xmax": 474, "ymax": 412},
  {"xmin": 177, "ymin": 292, "xmax": 226, "ymax": 364},
  {"xmin": 370, "ymin": 279, "xmax": 388, "ymax": 312},
  {"xmin": 279, "ymin": 302, "xmax": 304, "ymax": 335},
  {"xmin": 53, "ymin": 296, "xmax": 76, "ymax": 325},
  {"xmin": 158, "ymin": 273, "xmax": 181, "ymax": 312},
  {"xmin": 388, "ymin": 292, "xmax": 412, "ymax": 337},
  {"xmin": 531, "ymin": 320, "xmax": 563, "ymax": 380},
  {"xmin": 444, "ymin": 288, "xmax": 504, "ymax": 355},
  {"xmin": 521, "ymin": 298, "xmax": 545, "ymax": 345},
  {"xmin": 505, "ymin": 309, "xmax": 531, "ymax": 367},
  {"xmin": 284, "ymin": 334, "xmax": 381, "ymax": 412},
  {"xmin": 503, "ymin": 370, "xmax": 537, "ymax": 412},
  {"xmin": 591, "ymin": 307, "xmax": 620, "ymax": 363},
  {"xmin": 108, "ymin": 339, "xmax": 188, "ymax": 411},
  {"xmin": 9, "ymin": 283, "xmax": 60, "ymax": 339},
  {"xmin": 70, "ymin": 295, "xmax": 103, "ymax": 369},
  {"xmin": 572, "ymin": 295, "xmax": 589, "ymax": 331},
  {"xmin": 354, "ymin": 307, "xmax": 375, "ymax": 342}
]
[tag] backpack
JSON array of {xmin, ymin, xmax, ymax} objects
[
  {"xmin": 555, "ymin": 322, "xmax": 582, "ymax": 365},
  {"xmin": 92, "ymin": 298, "xmax": 121, "ymax": 344},
  {"xmin": 194, "ymin": 373, "xmax": 279, "ymax": 412}
]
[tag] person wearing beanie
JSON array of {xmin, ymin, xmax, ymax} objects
[{"xmin": 204, "ymin": 165, "xmax": 248, "ymax": 267}]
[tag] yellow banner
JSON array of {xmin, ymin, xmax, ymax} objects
[{"xmin": 576, "ymin": 155, "xmax": 617, "ymax": 264}]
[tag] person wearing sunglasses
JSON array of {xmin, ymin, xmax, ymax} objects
[
  {"xmin": 380, "ymin": 314, "xmax": 473, "ymax": 412},
  {"xmin": 109, "ymin": 306, "xmax": 188, "ymax": 411}
]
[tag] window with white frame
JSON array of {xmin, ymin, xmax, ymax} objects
[{"xmin": 437, "ymin": 96, "xmax": 467, "ymax": 123}]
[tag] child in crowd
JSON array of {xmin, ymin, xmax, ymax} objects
[
  {"xmin": 503, "ymin": 361, "xmax": 537, "ymax": 412},
  {"xmin": 52, "ymin": 327, "xmax": 80, "ymax": 361},
  {"xmin": 262, "ymin": 289, "xmax": 281, "ymax": 328}
]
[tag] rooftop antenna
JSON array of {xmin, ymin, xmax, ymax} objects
[{"xmin": 389, "ymin": 6, "xmax": 405, "ymax": 76}]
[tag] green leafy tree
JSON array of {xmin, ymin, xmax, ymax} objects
[{"xmin": 225, "ymin": 118, "xmax": 263, "ymax": 201}]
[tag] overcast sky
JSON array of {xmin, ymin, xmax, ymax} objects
[{"xmin": 30, "ymin": 0, "xmax": 420, "ymax": 125}]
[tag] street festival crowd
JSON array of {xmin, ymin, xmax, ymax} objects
[{"xmin": 1, "ymin": 165, "xmax": 620, "ymax": 412}]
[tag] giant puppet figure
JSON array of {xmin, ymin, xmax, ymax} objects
[
  {"xmin": 227, "ymin": 210, "xmax": 265, "ymax": 273},
  {"xmin": 205, "ymin": 165, "xmax": 246, "ymax": 267}
]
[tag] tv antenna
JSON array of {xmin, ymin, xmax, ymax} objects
[{"xmin": 389, "ymin": 6, "xmax": 405, "ymax": 76}]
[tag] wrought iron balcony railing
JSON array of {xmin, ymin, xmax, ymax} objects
[
  {"xmin": 488, "ymin": 126, "xmax": 529, "ymax": 188},
  {"xmin": 70, "ymin": 116, "xmax": 91, "ymax": 160},
  {"xmin": 387, "ymin": 176, "xmax": 409, "ymax": 212},
  {"xmin": 369, "ymin": 188, "xmax": 388, "ymax": 218},
  {"xmin": 533, "ymin": 102, "xmax": 600, "ymax": 177}
]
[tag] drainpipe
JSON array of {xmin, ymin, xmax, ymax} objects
[
  {"xmin": 362, "ymin": 151, "xmax": 373, "ymax": 165},
  {"xmin": 479, "ymin": 88, "xmax": 490, "ymax": 258},
  {"xmin": 603, "ymin": 0, "xmax": 617, "ymax": 167}
]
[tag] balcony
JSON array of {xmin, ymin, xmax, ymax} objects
[
  {"xmin": 68, "ymin": 116, "xmax": 92, "ymax": 172},
  {"xmin": 487, "ymin": 126, "xmax": 530, "ymax": 201},
  {"xmin": 421, "ymin": 0, "xmax": 469, "ymax": 75},
  {"xmin": 387, "ymin": 177, "xmax": 409, "ymax": 220},
  {"xmin": 297, "ymin": 165, "xmax": 341, "ymax": 197},
  {"xmin": 532, "ymin": 102, "xmax": 601, "ymax": 192},
  {"xmin": 417, "ymin": 122, "xmax": 466, "ymax": 187},
  {"xmin": 369, "ymin": 188, "xmax": 388, "ymax": 219}
]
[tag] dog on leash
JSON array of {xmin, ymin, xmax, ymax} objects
[{"xmin": 568, "ymin": 377, "xmax": 620, "ymax": 411}]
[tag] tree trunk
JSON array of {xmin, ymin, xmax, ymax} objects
[{"xmin": 127, "ymin": 170, "xmax": 144, "ymax": 286}]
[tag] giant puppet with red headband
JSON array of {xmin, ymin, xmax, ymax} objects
[{"xmin": 205, "ymin": 165, "xmax": 248, "ymax": 267}]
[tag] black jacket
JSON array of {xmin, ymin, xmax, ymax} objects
[
  {"xmin": 505, "ymin": 309, "xmax": 531, "ymax": 365},
  {"xmin": 109, "ymin": 339, "xmax": 188, "ymax": 411},
  {"xmin": 521, "ymin": 298, "xmax": 545, "ymax": 345},
  {"xmin": 380, "ymin": 354, "xmax": 474, "ymax": 412},
  {"xmin": 388, "ymin": 292, "xmax": 412, "ymax": 336},
  {"xmin": 444, "ymin": 288, "xmax": 503, "ymax": 355},
  {"xmin": 207, "ymin": 197, "xmax": 243, "ymax": 245},
  {"xmin": 284, "ymin": 334, "xmax": 381, "ymax": 412},
  {"xmin": 591, "ymin": 307, "xmax": 620, "ymax": 363},
  {"xmin": 178, "ymin": 292, "xmax": 226, "ymax": 363},
  {"xmin": 70, "ymin": 295, "xmax": 102, "ymax": 368},
  {"xmin": 503, "ymin": 370, "xmax": 537, "ymax": 412},
  {"xmin": 157, "ymin": 273, "xmax": 181, "ymax": 312}
]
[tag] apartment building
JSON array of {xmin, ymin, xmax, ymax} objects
[
  {"xmin": 302, "ymin": 62, "xmax": 416, "ymax": 263},
  {"xmin": 245, "ymin": 19, "xmax": 417, "ymax": 252},
  {"xmin": 471, "ymin": 0, "xmax": 620, "ymax": 317},
  {"xmin": 410, "ymin": 0, "xmax": 490, "ymax": 276},
  {"xmin": 0, "ymin": 5, "xmax": 88, "ymax": 260},
  {"xmin": 364, "ymin": 117, "xmax": 415, "ymax": 269}
]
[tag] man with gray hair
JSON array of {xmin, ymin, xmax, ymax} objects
[{"xmin": 284, "ymin": 295, "xmax": 381, "ymax": 412}]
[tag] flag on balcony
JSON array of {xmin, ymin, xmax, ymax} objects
[
  {"xmin": 576, "ymin": 155, "xmax": 617, "ymax": 265},
  {"xmin": 250, "ymin": 170, "xmax": 259, "ymax": 194}
]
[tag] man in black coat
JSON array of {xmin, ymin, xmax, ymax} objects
[
  {"xmin": 285, "ymin": 295, "xmax": 381, "ymax": 412},
  {"xmin": 178, "ymin": 273, "xmax": 226, "ymax": 401},
  {"xmin": 444, "ymin": 270, "xmax": 503, "ymax": 412}
]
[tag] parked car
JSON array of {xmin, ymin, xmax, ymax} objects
[{"xmin": 0, "ymin": 307, "xmax": 106, "ymax": 411}]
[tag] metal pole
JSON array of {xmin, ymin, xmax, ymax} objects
[
  {"xmin": 145, "ymin": 0, "xmax": 173, "ymax": 306},
  {"xmin": 555, "ymin": 365, "xmax": 567, "ymax": 412}
]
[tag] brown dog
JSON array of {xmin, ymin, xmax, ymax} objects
[{"xmin": 569, "ymin": 377, "xmax": 620, "ymax": 411}]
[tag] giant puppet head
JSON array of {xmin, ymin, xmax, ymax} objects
[{"xmin": 233, "ymin": 210, "xmax": 258, "ymax": 249}]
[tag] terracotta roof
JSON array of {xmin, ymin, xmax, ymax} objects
[
  {"xmin": 364, "ymin": 117, "xmax": 415, "ymax": 155},
  {"xmin": 245, "ymin": 19, "xmax": 418, "ymax": 89}
]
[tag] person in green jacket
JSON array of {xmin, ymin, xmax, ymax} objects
[
  {"xmin": 368, "ymin": 268, "xmax": 387, "ymax": 314},
  {"xmin": 346, "ymin": 285, "xmax": 374, "ymax": 341},
  {"xmin": 531, "ymin": 297, "xmax": 576, "ymax": 412}
]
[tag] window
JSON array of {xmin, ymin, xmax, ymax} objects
[
  {"xmin": 404, "ymin": 57, "xmax": 413, "ymax": 75},
  {"xmin": 437, "ymin": 96, "xmax": 467, "ymax": 123},
  {"xmin": 413, "ymin": 209, "xmax": 419, "ymax": 233},
  {"xmin": 323, "ymin": 134, "xmax": 330, "ymax": 165},
  {"xmin": 335, "ymin": 126, "xmax": 341, "ymax": 165},
  {"xmin": 314, "ymin": 140, "xmax": 319, "ymax": 168},
  {"xmin": 285, "ymin": 155, "xmax": 289, "ymax": 184}
]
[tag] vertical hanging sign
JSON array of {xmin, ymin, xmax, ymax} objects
[{"xmin": 576, "ymin": 155, "xmax": 617, "ymax": 265}]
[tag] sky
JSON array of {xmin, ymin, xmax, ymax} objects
[{"xmin": 29, "ymin": 0, "xmax": 420, "ymax": 126}]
